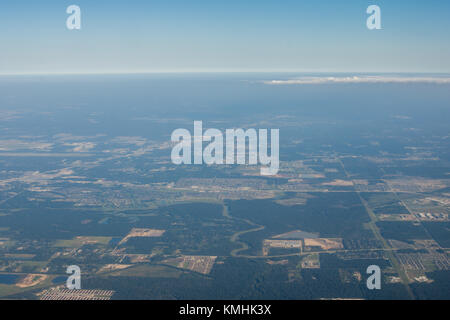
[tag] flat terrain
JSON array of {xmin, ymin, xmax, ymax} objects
[{"xmin": 0, "ymin": 75, "xmax": 448, "ymax": 299}]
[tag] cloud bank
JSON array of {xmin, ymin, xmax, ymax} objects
[{"xmin": 264, "ymin": 76, "xmax": 450, "ymax": 85}]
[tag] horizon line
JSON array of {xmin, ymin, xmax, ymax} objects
[
  {"xmin": 0, "ymin": 70, "xmax": 450, "ymax": 77},
  {"xmin": 1, "ymin": 70, "xmax": 450, "ymax": 76}
]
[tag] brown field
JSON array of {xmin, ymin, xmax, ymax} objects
[
  {"xmin": 163, "ymin": 255, "xmax": 217, "ymax": 275},
  {"xmin": 97, "ymin": 264, "xmax": 132, "ymax": 274},
  {"xmin": 263, "ymin": 240, "xmax": 302, "ymax": 256},
  {"xmin": 264, "ymin": 240, "xmax": 302, "ymax": 248},
  {"xmin": 304, "ymin": 238, "xmax": 343, "ymax": 251},
  {"xmin": 118, "ymin": 228, "xmax": 165, "ymax": 245},
  {"xmin": 16, "ymin": 274, "xmax": 48, "ymax": 288},
  {"xmin": 267, "ymin": 259, "xmax": 289, "ymax": 265},
  {"xmin": 322, "ymin": 180, "xmax": 354, "ymax": 187},
  {"xmin": 378, "ymin": 214, "xmax": 415, "ymax": 221},
  {"xmin": 386, "ymin": 178, "xmax": 448, "ymax": 193}
]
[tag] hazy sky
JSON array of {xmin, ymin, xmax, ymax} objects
[{"xmin": 1, "ymin": 0, "xmax": 449, "ymax": 74}]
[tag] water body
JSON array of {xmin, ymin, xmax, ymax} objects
[
  {"xmin": 52, "ymin": 276, "xmax": 67, "ymax": 284},
  {"xmin": 0, "ymin": 274, "xmax": 20, "ymax": 285}
]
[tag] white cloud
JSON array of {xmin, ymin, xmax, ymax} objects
[
  {"xmin": 0, "ymin": 140, "xmax": 53, "ymax": 151},
  {"xmin": 65, "ymin": 142, "xmax": 96, "ymax": 152},
  {"xmin": 264, "ymin": 76, "xmax": 450, "ymax": 85},
  {"xmin": 111, "ymin": 136, "xmax": 147, "ymax": 146}
]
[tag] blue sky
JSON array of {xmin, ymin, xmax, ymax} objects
[{"xmin": 0, "ymin": 0, "xmax": 449, "ymax": 74}]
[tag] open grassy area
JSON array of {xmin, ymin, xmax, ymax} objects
[
  {"xmin": 108, "ymin": 264, "xmax": 182, "ymax": 279},
  {"xmin": 0, "ymin": 274, "xmax": 56, "ymax": 298},
  {"xmin": 53, "ymin": 236, "xmax": 113, "ymax": 248}
]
